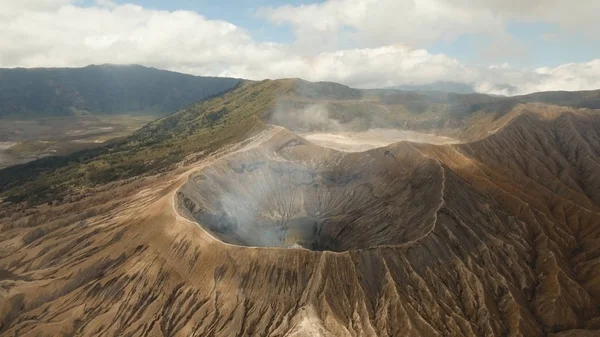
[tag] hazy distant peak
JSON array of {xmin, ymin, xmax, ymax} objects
[{"xmin": 389, "ymin": 81, "xmax": 476, "ymax": 94}]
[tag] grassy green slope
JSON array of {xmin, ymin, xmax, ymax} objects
[{"xmin": 0, "ymin": 79, "xmax": 287, "ymax": 205}]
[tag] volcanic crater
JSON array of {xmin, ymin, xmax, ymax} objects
[{"xmin": 176, "ymin": 129, "xmax": 445, "ymax": 252}]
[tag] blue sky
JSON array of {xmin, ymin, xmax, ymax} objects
[
  {"xmin": 503, "ymin": 22, "xmax": 597, "ymax": 67},
  {"xmin": 427, "ymin": 22, "xmax": 598, "ymax": 68},
  {"xmin": 488, "ymin": 21, "xmax": 593, "ymax": 67}
]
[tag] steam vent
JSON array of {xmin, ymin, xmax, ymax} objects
[{"xmin": 177, "ymin": 129, "xmax": 444, "ymax": 252}]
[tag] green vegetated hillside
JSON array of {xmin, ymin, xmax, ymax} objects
[
  {"xmin": 1, "ymin": 77, "xmax": 598, "ymax": 206},
  {"xmin": 0, "ymin": 64, "xmax": 240, "ymax": 118},
  {"xmin": 0, "ymin": 79, "xmax": 285, "ymax": 205}
]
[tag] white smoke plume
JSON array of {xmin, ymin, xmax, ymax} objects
[{"xmin": 269, "ymin": 102, "xmax": 343, "ymax": 132}]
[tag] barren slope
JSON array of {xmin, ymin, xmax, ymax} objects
[{"xmin": 0, "ymin": 81, "xmax": 599, "ymax": 337}]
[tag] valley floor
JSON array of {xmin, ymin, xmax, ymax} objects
[{"xmin": 0, "ymin": 115, "xmax": 156, "ymax": 168}]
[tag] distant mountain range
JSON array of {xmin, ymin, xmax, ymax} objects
[
  {"xmin": 0, "ymin": 65, "xmax": 241, "ymax": 118},
  {"xmin": 389, "ymin": 81, "xmax": 525, "ymax": 96},
  {"xmin": 389, "ymin": 81, "xmax": 476, "ymax": 93}
]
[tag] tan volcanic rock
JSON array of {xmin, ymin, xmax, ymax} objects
[{"xmin": 0, "ymin": 109, "xmax": 599, "ymax": 336}]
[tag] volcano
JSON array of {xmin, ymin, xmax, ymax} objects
[
  {"xmin": 1, "ymin": 79, "xmax": 599, "ymax": 337},
  {"xmin": 177, "ymin": 130, "xmax": 444, "ymax": 251}
]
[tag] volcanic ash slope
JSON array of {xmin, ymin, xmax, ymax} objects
[{"xmin": 1, "ymin": 111, "xmax": 599, "ymax": 336}]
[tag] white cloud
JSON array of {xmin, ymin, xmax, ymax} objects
[
  {"xmin": 259, "ymin": 0, "xmax": 504, "ymax": 50},
  {"xmin": 276, "ymin": 46, "xmax": 475, "ymax": 89},
  {"xmin": 0, "ymin": 0, "xmax": 281, "ymax": 72},
  {"xmin": 471, "ymin": 60, "xmax": 600, "ymax": 95},
  {"xmin": 0, "ymin": 0, "xmax": 598, "ymax": 95},
  {"xmin": 234, "ymin": 46, "xmax": 600, "ymax": 96},
  {"xmin": 446, "ymin": 0, "xmax": 600, "ymax": 32},
  {"xmin": 260, "ymin": 0, "xmax": 600, "ymax": 49},
  {"xmin": 0, "ymin": 0, "xmax": 73, "ymax": 13}
]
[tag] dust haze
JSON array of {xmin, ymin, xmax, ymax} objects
[
  {"xmin": 269, "ymin": 101, "xmax": 458, "ymax": 152},
  {"xmin": 269, "ymin": 103, "xmax": 343, "ymax": 132},
  {"xmin": 303, "ymin": 129, "xmax": 458, "ymax": 152}
]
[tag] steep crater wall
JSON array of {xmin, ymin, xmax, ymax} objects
[{"xmin": 176, "ymin": 131, "xmax": 444, "ymax": 252}]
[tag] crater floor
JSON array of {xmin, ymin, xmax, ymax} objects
[{"xmin": 303, "ymin": 128, "xmax": 458, "ymax": 152}]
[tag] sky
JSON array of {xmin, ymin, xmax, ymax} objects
[{"xmin": 1, "ymin": 0, "xmax": 599, "ymax": 95}]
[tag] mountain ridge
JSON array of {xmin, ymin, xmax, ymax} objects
[
  {"xmin": 1, "ymin": 78, "xmax": 598, "ymax": 207},
  {"xmin": 0, "ymin": 64, "xmax": 241, "ymax": 118}
]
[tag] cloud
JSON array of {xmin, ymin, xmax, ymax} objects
[
  {"xmin": 256, "ymin": 46, "xmax": 600, "ymax": 96},
  {"xmin": 259, "ymin": 0, "xmax": 504, "ymax": 50},
  {"xmin": 280, "ymin": 46, "xmax": 474, "ymax": 89},
  {"xmin": 0, "ymin": 0, "xmax": 281, "ymax": 72},
  {"xmin": 260, "ymin": 0, "xmax": 600, "ymax": 48},
  {"xmin": 446, "ymin": 0, "xmax": 600, "ymax": 33},
  {"xmin": 472, "ymin": 60, "xmax": 600, "ymax": 95},
  {"xmin": 0, "ymin": 0, "xmax": 598, "ymax": 95}
]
